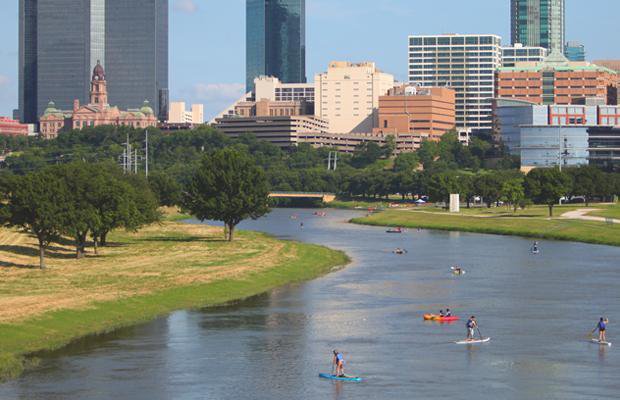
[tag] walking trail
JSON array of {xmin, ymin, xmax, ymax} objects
[{"xmin": 560, "ymin": 209, "xmax": 620, "ymax": 224}]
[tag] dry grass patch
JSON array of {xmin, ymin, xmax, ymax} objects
[{"xmin": 0, "ymin": 222, "xmax": 293, "ymax": 324}]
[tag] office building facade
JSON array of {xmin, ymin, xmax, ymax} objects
[
  {"xmin": 18, "ymin": 0, "xmax": 168, "ymax": 123},
  {"xmin": 496, "ymin": 53, "xmax": 618, "ymax": 105},
  {"xmin": 511, "ymin": 0, "xmax": 565, "ymax": 53},
  {"xmin": 374, "ymin": 85, "xmax": 456, "ymax": 140},
  {"xmin": 408, "ymin": 34, "xmax": 502, "ymax": 133},
  {"xmin": 501, "ymin": 44, "xmax": 547, "ymax": 67},
  {"xmin": 315, "ymin": 61, "xmax": 394, "ymax": 134},
  {"xmin": 246, "ymin": 0, "xmax": 306, "ymax": 92},
  {"xmin": 588, "ymin": 127, "xmax": 620, "ymax": 171},
  {"xmin": 565, "ymin": 41, "xmax": 585, "ymax": 62},
  {"xmin": 168, "ymin": 102, "xmax": 204, "ymax": 124},
  {"xmin": 520, "ymin": 125, "xmax": 589, "ymax": 170}
]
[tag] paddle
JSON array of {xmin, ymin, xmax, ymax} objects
[{"xmin": 476, "ymin": 326, "xmax": 484, "ymax": 340}]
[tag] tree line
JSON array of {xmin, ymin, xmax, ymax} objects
[{"xmin": 0, "ymin": 163, "xmax": 160, "ymax": 269}]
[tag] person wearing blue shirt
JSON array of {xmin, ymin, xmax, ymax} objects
[
  {"xmin": 332, "ymin": 350, "xmax": 345, "ymax": 377},
  {"xmin": 592, "ymin": 317, "xmax": 609, "ymax": 343}
]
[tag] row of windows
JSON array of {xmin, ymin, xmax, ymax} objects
[{"xmin": 409, "ymin": 37, "xmax": 499, "ymax": 46}]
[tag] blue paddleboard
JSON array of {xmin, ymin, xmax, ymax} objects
[{"xmin": 319, "ymin": 373, "xmax": 363, "ymax": 382}]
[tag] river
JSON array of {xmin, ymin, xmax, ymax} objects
[{"xmin": 1, "ymin": 208, "xmax": 619, "ymax": 399}]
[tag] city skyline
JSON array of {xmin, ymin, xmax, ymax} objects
[{"xmin": 1, "ymin": 0, "xmax": 620, "ymax": 120}]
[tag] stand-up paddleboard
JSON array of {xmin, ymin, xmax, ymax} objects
[
  {"xmin": 455, "ymin": 337, "xmax": 491, "ymax": 345},
  {"xmin": 319, "ymin": 373, "xmax": 363, "ymax": 382},
  {"xmin": 591, "ymin": 339, "xmax": 612, "ymax": 347}
]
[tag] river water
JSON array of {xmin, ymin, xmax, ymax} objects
[{"xmin": 1, "ymin": 209, "xmax": 619, "ymax": 400}]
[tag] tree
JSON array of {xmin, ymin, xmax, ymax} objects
[
  {"xmin": 148, "ymin": 171, "xmax": 182, "ymax": 206},
  {"xmin": 351, "ymin": 142, "xmax": 383, "ymax": 168},
  {"xmin": 426, "ymin": 171, "xmax": 461, "ymax": 204},
  {"xmin": 525, "ymin": 168, "xmax": 572, "ymax": 217},
  {"xmin": 500, "ymin": 177, "xmax": 526, "ymax": 212},
  {"xmin": 567, "ymin": 166, "xmax": 605, "ymax": 206},
  {"xmin": 383, "ymin": 135, "xmax": 396, "ymax": 158},
  {"xmin": 393, "ymin": 152, "xmax": 419, "ymax": 173},
  {"xmin": 0, "ymin": 170, "xmax": 69, "ymax": 269},
  {"xmin": 182, "ymin": 148, "xmax": 270, "ymax": 241},
  {"xmin": 475, "ymin": 172, "xmax": 504, "ymax": 208}
]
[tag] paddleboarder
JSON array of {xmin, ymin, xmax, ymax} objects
[
  {"xmin": 333, "ymin": 350, "xmax": 345, "ymax": 377},
  {"xmin": 466, "ymin": 316, "xmax": 478, "ymax": 341},
  {"xmin": 592, "ymin": 317, "xmax": 609, "ymax": 343}
]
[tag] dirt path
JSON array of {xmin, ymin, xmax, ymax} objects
[{"xmin": 561, "ymin": 209, "xmax": 620, "ymax": 224}]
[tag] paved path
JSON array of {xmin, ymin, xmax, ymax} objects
[{"xmin": 561, "ymin": 208, "xmax": 620, "ymax": 224}]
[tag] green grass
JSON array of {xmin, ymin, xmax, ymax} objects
[
  {"xmin": 0, "ymin": 231, "xmax": 348, "ymax": 381},
  {"xmin": 351, "ymin": 207, "xmax": 620, "ymax": 247},
  {"xmin": 589, "ymin": 204, "xmax": 620, "ymax": 220}
]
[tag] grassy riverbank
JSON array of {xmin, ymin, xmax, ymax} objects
[
  {"xmin": 0, "ymin": 220, "xmax": 348, "ymax": 381},
  {"xmin": 351, "ymin": 205, "xmax": 620, "ymax": 247}
]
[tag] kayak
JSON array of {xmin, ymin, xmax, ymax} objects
[
  {"xmin": 386, "ymin": 229, "xmax": 403, "ymax": 233},
  {"xmin": 591, "ymin": 339, "xmax": 612, "ymax": 347},
  {"xmin": 319, "ymin": 373, "xmax": 363, "ymax": 382},
  {"xmin": 455, "ymin": 337, "xmax": 491, "ymax": 345},
  {"xmin": 423, "ymin": 314, "xmax": 460, "ymax": 322}
]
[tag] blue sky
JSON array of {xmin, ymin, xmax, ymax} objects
[{"xmin": 0, "ymin": 0, "xmax": 619, "ymax": 120}]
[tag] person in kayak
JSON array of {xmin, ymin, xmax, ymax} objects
[
  {"xmin": 592, "ymin": 317, "xmax": 609, "ymax": 342},
  {"xmin": 532, "ymin": 241, "xmax": 539, "ymax": 253},
  {"xmin": 466, "ymin": 316, "xmax": 478, "ymax": 340},
  {"xmin": 333, "ymin": 350, "xmax": 345, "ymax": 377},
  {"xmin": 439, "ymin": 310, "xmax": 445, "ymax": 317},
  {"xmin": 445, "ymin": 309, "xmax": 452, "ymax": 317}
]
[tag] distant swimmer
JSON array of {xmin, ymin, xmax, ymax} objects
[
  {"xmin": 592, "ymin": 317, "xmax": 609, "ymax": 343},
  {"xmin": 393, "ymin": 248, "xmax": 407, "ymax": 255}
]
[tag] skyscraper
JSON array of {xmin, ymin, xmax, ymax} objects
[
  {"xmin": 565, "ymin": 41, "xmax": 586, "ymax": 62},
  {"xmin": 18, "ymin": 0, "xmax": 168, "ymax": 123},
  {"xmin": 246, "ymin": 0, "xmax": 306, "ymax": 92},
  {"xmin": 511, "ymin": 0, "xmax": 565, "ymax": 53},
  {"xmin": 408, "ymin": 34, "xmax": 502, "ymax": 133}
]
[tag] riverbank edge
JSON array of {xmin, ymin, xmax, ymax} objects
[
  {"xmin": 350, "ymin": 213, "xmax": 620, "ymax": 247},
  {"xmin": 0, "ymin": 236, "xmax": 349, "ymax": 382}
]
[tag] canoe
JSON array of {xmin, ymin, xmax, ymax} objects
[
  {"xmin": 319, "ymin": 373, "xmax": 363, "ymax": 382},
  {"xmin": 423, "ymin": 314, "xmax": 460, "ymax": 322}
]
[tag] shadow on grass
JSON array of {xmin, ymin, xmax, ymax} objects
[
  {"xmin": 0, "ymin": 260, "xmax": 39, "ymax": 269},
  {"xmin": 138, "ymin": 236, "xmax": 228, "ymax": 243},
  {"xmin": 0, "ymin": 245, "xmax": 75, "ymax": 260}
]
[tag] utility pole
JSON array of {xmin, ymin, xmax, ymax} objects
[
  {"xmin": 333, "ymin": 151, "xmax": 338, "ymax": 171},
  {"xmin": 327, "ymin": 152, "xmax": 332, "ymax": 171},
  {"xmin": 145, "ymin": 130, "xmax": 149, "ymax": 178},
  {"xmin": 134, "ymin": 148, "xmax": 138, "ymax": 174}
]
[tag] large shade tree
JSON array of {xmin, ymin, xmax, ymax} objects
[
  {"xmin": 525, "ymin": 168, "xmax": 572, "ymax": 217},
  {"xmin": 0, "ymin": 170, "xmax": 69, "ymax": 269},
  {"xmin": 182, "ymin": 148, "xmax": 270, "ymax": 241}
]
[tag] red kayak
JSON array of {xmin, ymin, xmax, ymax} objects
[{"xmin": 423, "ymin": 314, "xmax": 460, "ymax": 322}]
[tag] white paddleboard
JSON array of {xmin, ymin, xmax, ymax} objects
[
  {"xmin": 591, "ymin": 339, "xmax": 612, "ymax": 347},
  {"xmin": 455, "ymin": 337, "xmax": 491, "ymax": 345}
]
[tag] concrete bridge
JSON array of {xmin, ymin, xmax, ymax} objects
[{"xmin": 269, "ymin": 192, "xmax": 337, "ymax": 203}]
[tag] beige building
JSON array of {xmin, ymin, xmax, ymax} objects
[
  {"xmin": 315, "ymin": 61, "xmax": 394, "ymax": 134},
  {"xmin": 169, "ymin": 102, "xmax": 204, "ymax": 124},
  {"xmin": 254, "ymin": 76, "xmax": 315, "ymax": 103}
]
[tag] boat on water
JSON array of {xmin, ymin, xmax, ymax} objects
[{"xmin": 319, "ymin": 373, "xmax": 363, "ymax": 382}]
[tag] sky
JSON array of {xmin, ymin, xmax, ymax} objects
[{"xmin": 1, "ymin": 0, "xmax": 619, "ymax": 120}]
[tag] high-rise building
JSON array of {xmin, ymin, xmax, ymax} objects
[
  {"xmin": 501, "ymin": 43, "xmax": 547, "ymax": 67},
  {"xmin": 246, "ymin": 0, "xmax": 306, "ymax": 92},
  {"xmin": 18, "ymin": 0, "xmax": 168, "ymax": 123},
  {"xmin": 565, "ymin": 41, "xmax": 585, "ymax": 62},
  {"xmin": 169, "ymin": 102, "xmax": 204, "ymax": 124},
  {"xmin": 315, "ymin": 61, "xmax": 394, "ymax": 134},
  {"xmin": 408, "ymin": 34, "xmax": 502, "ymax": 133},
  {"xmin": 511, "ymin": 0, "xmax": 565, "ymax": 53}
]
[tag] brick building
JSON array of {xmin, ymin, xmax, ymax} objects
[
  {"xmin": 374, "ymin": 85, "xmax": 455, "ymax": 140},
  {"xmin": 496, "ymin": 52, "xmax": 618, "ymax": 106},
  {"xmin": 0, "ymin": 117, "xmax": 31, "ymax": 136},
  {"xmin": 39, "ymin": 62, "xmax": 158, "ymax": 139}
]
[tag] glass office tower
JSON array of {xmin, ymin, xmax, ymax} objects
[
  {"xmin": 565, "ymin": 41, "xmax": 586, "ymax": 62},
  {"xmin": 246, "ymin": 0, "xmax": 306, "ymax": 92},
  {"xmin": 511, "ymin": 0, "xmax": 565, "ymax": 53},
  {"xmin": 105, "ymin": 0, "xmax": 168, "ymax": 120},
  {"xmin": 18, "ymin": 0, "xmax": 168, "ymax": 123}
]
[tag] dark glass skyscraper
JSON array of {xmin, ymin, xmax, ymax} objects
[
  {"xmin": 246, "ymin": 0, "xmax": 306, "ymax": 92},
  {"xmin": 511, "ymin": 0, "xmax": 565, "ymax": 53},
  {"xmin": 18, "ymin": 0, "xmax": 168, "ymax": 123}
]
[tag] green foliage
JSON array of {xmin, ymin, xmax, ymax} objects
[
  {"xmin": 182, "ymin": 148, "xmax": 270, "ymax": 241},
  {"xmin": 525, "ymin": 168, "xmax": 573, "ymax": 217},
  {"xmin": 393, "ymin": 152, "xmax": 419, "ymax": 173},
  {"xmin": 148, "ymin": 171, "xmax": 182, "ymax": 207},
  {"xmin": 0, "ymin": 170, "xmax": 70, "ymax": 268},
  {"xmin": 351, "ymin": 141, "xmax": 384, "ymax": 168},
  {"xmin": 566, "ymin": 166, "xmax": 609, "ymax": 205},
  {"xmin": 501, "ymin": 177, "xmax": 526, "ymax": 212}
]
